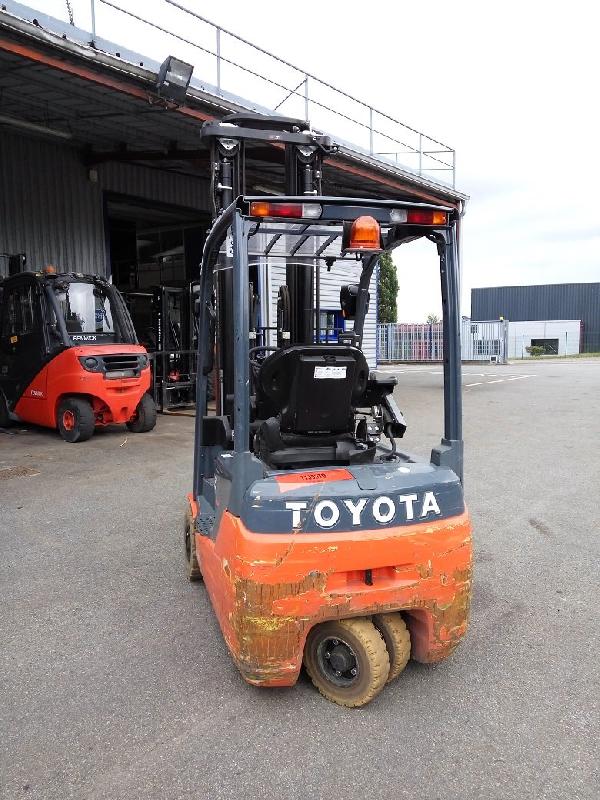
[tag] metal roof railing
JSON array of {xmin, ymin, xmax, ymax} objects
[{"xmin": 17, "ymin": 0, "xmax": 457, "ymax": 186}]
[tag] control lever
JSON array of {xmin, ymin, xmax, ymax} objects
[{"xmin": 381, "ymin": 395, "xmax": 407, "ymax": 439}]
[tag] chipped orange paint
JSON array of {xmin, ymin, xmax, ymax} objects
[{"xmin": 189, "ymin": 496, "xmax": 472, "ymax": 687}]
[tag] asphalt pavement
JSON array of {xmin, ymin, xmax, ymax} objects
[{"xmin": 1, "ymin": 359, "xmax": 599, "ymax": 800}]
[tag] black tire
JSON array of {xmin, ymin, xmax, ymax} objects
[
  {"xmin": 57, "ymin": 397, "xmax": 95, "ymax": 443},
  {"xmin": 0, "ymin": 392, "xmax": 11, "ymax": 428},
  {"xmin": 184, "ymin": 509, "xmax": 202, "ymax": 582},
  {"xmin": 126, "ymin": 393, "xmax": 157, "ymax": 433},
  {"xmin": 304, "ymin": 618, "xmax": 390, "ymax": 708},
  {"xmin": 372, "ymin": 613, "xmax": 411, "ymax": 682}
]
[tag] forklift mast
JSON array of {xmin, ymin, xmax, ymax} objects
[{"xmin": 200, "ymin": 114, "xmax": 337, "ymax": 414}]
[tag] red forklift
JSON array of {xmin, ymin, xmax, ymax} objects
[
  {"xmin": 0, "ymin": 268, "xmax": 156, "ymax": 442},
  {"xmin": 183, "ymin": 115, "xmax": 472, "ymax": 707}
]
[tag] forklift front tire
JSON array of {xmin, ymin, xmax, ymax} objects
[
  {"xmin": 372, "ymin": 612, "xmax": 411, "ymax": 682},
  {"xmin": 126, "ymin": 393, "xmax": 157, "ymax": 433},
  {"xmin": 304, "ymin": 618, "xmax": 390, "ymax": 708},
  {"xmin": 57, "ymin": 397, "xmax": 95, "ymax": 443},
  {"xmin": 184, "ymin": 510, "xmax": 202, "ymax": 582}
]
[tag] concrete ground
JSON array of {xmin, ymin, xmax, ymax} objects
[{"xmin": 1, "ymin": 360, "xmax": 599, "ymax": 800}]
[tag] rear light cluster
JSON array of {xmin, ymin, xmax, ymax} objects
[
  {"xmin": 249, "ymin": 201, "xmax": 322, "ymax": 219},
  {"xmin": 390, "ymin": 209, "xmax": 448, "ymax": 225},
  {"xmin": 248, "ymin": 201, "xmax": 447, "ymax": 226}
]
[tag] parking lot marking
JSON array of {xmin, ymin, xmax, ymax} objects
[
  {"xmin": 506, "ymin": 375, "xmax": 531, "ymax": 381},
  {"xmin": 465, "ymin": 382, "xmax": 483, "ymax": 387},
  {"xmin": 487, "ymin": 379, "xmax": 505, "ymax": 384}
]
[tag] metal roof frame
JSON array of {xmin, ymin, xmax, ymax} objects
[{"xmin": 0, "ymin": 1, "xmax": 469, "ymax": 207}]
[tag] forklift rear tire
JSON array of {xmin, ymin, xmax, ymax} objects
[
  {"xmin": 126, "ymin": 393, "xmax": 157, "ymax": 433},
  {"xmin": 304, "ymin": 618, "xmax": 390, "ymax": 708},
  {"xmin": 372, "ymin": 613, "xmax": 411, "ymax": 682},
  {"xmin": 57, "ymin": 397, "xmax": 95, "ymax": 443},
  {"xmin": 184, "ymin": 510, "xmax": 202, "ymax": 582}
]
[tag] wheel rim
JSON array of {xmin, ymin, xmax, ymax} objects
[
  {"xmin": 62, "ymin": 410, "xmax": 76, "ymax": 431},
  {"xmin": 316, "ymin": 636, "xmax": 360, "ymax": 687}
]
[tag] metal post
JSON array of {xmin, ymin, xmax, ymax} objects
[
  {"xmin": 442, "ymin": 234, "xmax": 462, "ymax": 443},
  {"xmin": 228, "ymin": 211, "xmax": 263, "ymax": 515},
  {"xmin": 369, "ymin": 107, "xmax": 374, "ymax": 155},
  {"xmin": 90, "ymin": 0, "xmax": 96, "ymax": 44},
  {"xmin": 315, "ymin": 261, "xmax": 320, "ymax": 343},
  {"xmin": 192, "ymin": 243, "xmax": 213, "ymax": 500},
  {"xmin": 418, "ymin": 133, "xmax": 423, "ymax": 175},
  {"xmin": 452, "ymin": 149, "xmax": 456, "ymax": 187},
  {"xmin": 216, "ymin": 26, "xmax": 221, "ymax": 89},
  {"xmin": 232, "ymin": 211, "xmax": 249, "ymax": 455},
  {"xmin": 431, "ymin": 229, "xmax": 463, "ymax": 481},
  {"xmin": 304, "ymin": 76, "xmax": 309, "ymax": 122}
]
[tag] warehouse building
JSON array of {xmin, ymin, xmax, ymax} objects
[
  {"xmin": 472, "ymin": 283, "xmax": 600, "ymax": 353},
  {"xmin": 0, "ymin": 1, "xmax": 465, "ymax": 373}
]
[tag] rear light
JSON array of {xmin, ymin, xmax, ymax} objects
[
  {"xmin": 406, "ymin": 209, "xmax": 448, "ymax": 225},
  {"xmin": 342, "ymin": 215, "xmax": 383, "ymax": 254},
  {"xmin": 389, "ymin": 209, "xmax": 408, "ymax": 223},
  {"xmin": 249, "ymin": 201, "xmax": 322, "ymax": 219}
]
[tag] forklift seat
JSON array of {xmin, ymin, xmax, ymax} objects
[{"xmin": 254, "ymin": 345, "xmax": 372, "ymax": 468}]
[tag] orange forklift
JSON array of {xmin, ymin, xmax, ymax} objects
[
  {"xmin": 0, "ymin": 269, "xmax": 156, "ymax": 441},
  {"xmin": 184, "ymin": 115, "xmax": 472, "ymax": 707}
]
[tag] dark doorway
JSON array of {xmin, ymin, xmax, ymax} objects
[
  {"xmin": 105, "ymin": 196, "xmax": 209, "ymax": 292},
  {"xmin": 531, "ymin": 338, "xmax": 559, "ymax": 355},
  {"xmin": 105, "ymin": 196, "xmax": 210, "ymax": 411}
]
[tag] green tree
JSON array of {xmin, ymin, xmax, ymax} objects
[
  {"xmin": 377, "ymin": 252, "xmax": 398, "ymax": 323},
  {"xmin": 426, "ymin": 313, "xmax": 440, "ymax": 324}
]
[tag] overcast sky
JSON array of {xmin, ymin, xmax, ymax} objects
[{"xmin": 42, "ymin": 0, "xmax": 600, "ymax": 320}]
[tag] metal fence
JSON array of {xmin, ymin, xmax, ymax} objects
[
  {"xmin": 378, "ymin": 320, "xmax": 509, "ymax": 363},
  {"xmin": 24, "ymin": 0, "xmax": 455, "ymax": 185}
]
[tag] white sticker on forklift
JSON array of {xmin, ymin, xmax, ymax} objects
[{"xmin": 314, "ymin": 366, "xmax": 347, "ymax": 379}]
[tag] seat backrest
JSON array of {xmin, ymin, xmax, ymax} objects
[{"xmin": 256, "ymin": 345, "xmax": 369, "ymax": 434}]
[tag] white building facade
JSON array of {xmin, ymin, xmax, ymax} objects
[{"xmin": 507, "ymin": 320, "xmax": 581, "ymax": 358}]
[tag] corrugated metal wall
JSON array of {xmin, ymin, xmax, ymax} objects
[
  {"xmin": 0, "ymin": 131, "xmax": 105, "ymax": 274},
  {"xmin": 0, "ymin": 131, "xmax": 211, "ymax": 277},
  {"xmin": 98, "ymin": 161, "xmax": 210, "ymax": 212},
  {"xmin": 471, "ymin": 284, "xmax": 600, "ymax": 353}
]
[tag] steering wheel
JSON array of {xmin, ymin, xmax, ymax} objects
[{"xmin": 249, "ymin": 346, "xmax": 279, "ymax": 364}]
